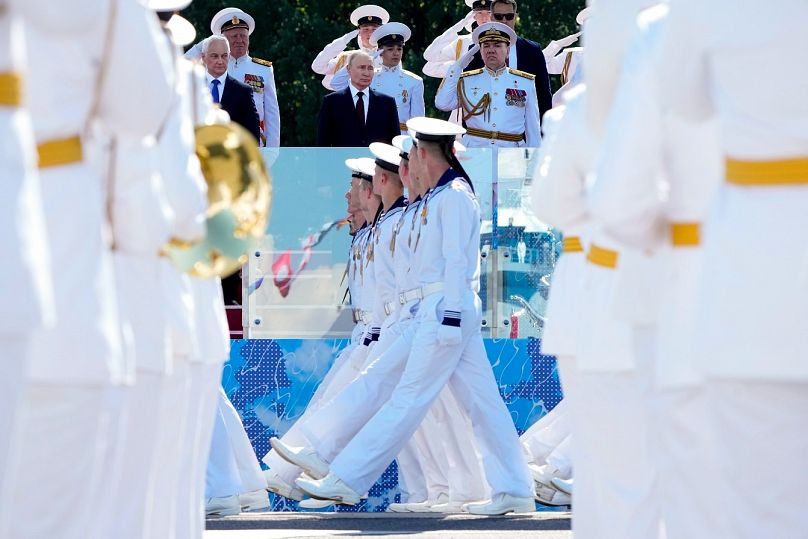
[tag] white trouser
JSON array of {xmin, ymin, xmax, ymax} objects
[
  {"xmin": 175, "ymin": 362, "xmax": 223, "ymax": 539},
  {"xmin": 1, "ymin": 384, "xmax": 108, "ymax": 539},
  {"xmin": 145, "ymin": 358, "xmax": 192, "ymax": 539},
  {"xmin": 106, "ymin": 371, "xmax": 167, "ymax": 539},
  {"xmin": 395, "ymin": 438, "xmax": 429, "ymax": 503},
  {"xmin": 655, "ymin": 387, "xmax": 724, "ymax": 539},
  {"xmin": 207, "ymin": 387, "xmax": 265, "ymax": 498},
  {"xmin": 300, "ymin": 321, "xmax": 418, "ymax": 462},
  {"xmin": 0, "ymin": 338, "xmax": 27, "ymax": 523},
  {"xmin": 262, "ymin": 340, "xmax": 368, "ymax": 486},
  {"xmin": 329, "ymin": 294, "xmax": 533, "ymax": 499},
  {"xmin": 88, "ymin": 385, "xmax": 128, "ymax": 539},
  {"xmin": 521, "ymin": 398, "xmax": 571, "ymax": 466},
  {"xmin": 545, "ymin": 434, "xmax": 572, "ymax": 480},
  {"xmin": 570, "ymin": 327, "xmax": 660, "ymax": 539},
  {"xmin": 557, "ymin": 356, "xmax": 600, "ymax": 539},
  {"xmin": 706, "ymin": 381, "xmax": 808, "ymax": 538}
]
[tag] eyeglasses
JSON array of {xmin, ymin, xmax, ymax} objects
[{"xmin": 492, "ymin": 13, "xmax": 516, "ymax": 21}]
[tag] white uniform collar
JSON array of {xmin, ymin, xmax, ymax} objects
[
  {"xmin": 230, "ymin": 53, "xmax": 251, "ymax": 67},
  {"xmin": 485, "ymin": 65, "xmax": 508, "ymax": 77},
  {"xmin": 381, "ymin": 63, "xmax": 401, "ymax": 73}
]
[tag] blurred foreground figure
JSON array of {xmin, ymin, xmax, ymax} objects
[{"xmin": 0, "ymin": 0, "xmax": 173, "ymax": 537}]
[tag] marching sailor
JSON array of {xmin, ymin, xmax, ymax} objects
[{"xmin": 295, "ymin": 117, "xmax": 534, "ymax": 516}]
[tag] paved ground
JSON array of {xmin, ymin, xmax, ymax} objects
[{"xmin": 205, "ymin": 512, "xmax": 572, "ymax": 538}]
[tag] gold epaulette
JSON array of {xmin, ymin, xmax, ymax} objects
[
  {"xmin": 252, "ymin": 57, "xmax": 273, "ymax": 67},
  {"xmin": 460, "ymin": 68, "xmax": 484, "ymax": 78},
  {"xmin": 509, "ymin": 68, "xmax": 535, "ymax": 80}
]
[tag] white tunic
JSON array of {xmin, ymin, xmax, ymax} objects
[
  {"xmin": 370, "ymin": 197, "xmax": 407, "ymax": 329},
  {"xmin": 530, "ymin": 90, "xmax": 596, "ymax": 358},
  {"xmin": 658, "ymin": 0, "xmax": 808, "ymax": 381},
  {"xmin": 19, "ymin": 0, "xmax": 173, "ymax": 385},
  {"xmin": 436, "ymin": 64, "xmax": 541, "ymax": 148},
  {"xmin": 184, "ymin": 44, "xmax": 281, "ymax": 148},
  {"xmin": 588, "ymin": 7, "xmax": 721, "ymax": 388},
  {"xmin": 0, "ymin": 3, "xmax": 53, "ymax": 334}
]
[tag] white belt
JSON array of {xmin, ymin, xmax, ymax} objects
[
  {"xmin": 398, "ymin": 282, "xmax": 444, "ymax": 306},
  {"xmin": 353, "ymin": 309, "xmax": 371, "ymax": 324}
]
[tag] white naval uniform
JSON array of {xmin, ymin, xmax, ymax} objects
[
  {"xmin": 311, "ymin": 32, "xmax": 378, "ymax": 90},
  {"xmin": 206, "ymin": 387, "xmax": 266, "ymax": 498},
  {"xmin": 658, "ymin": 1, "xmax": 808, "ymax": 536},
  {"xmin": 589, "ymin": 8, "xmax": 724, "ymax": 538},
  {"xmin": 327, "ymin": 170, "xmax": 533, "ymax": 501},
  {"xmin": 1, "ymin": 1, "xmax": 173, "ymax": 538},
  {"xmin": 0, "ymin": 2, "xmax": 53, "ymax": 524},
  {"xmin": 185, "ymin": 44, "xmax": 280, "ymax": 147},
  {"xmin": 435, "ymin": 64, "xmax": 540, "ymax": 148},
  {"xmin": 261, "ymin": 225, "xmax": 371, "ymax": 489},
  {"xmin": 331, "ymin": 64, "xmax": 425, "ymax": 134},
  {"xmin": 530, "ymin": 87, "xmax": 605, "ymax": 538},
  {"xmin": 140, "ymin": 55, "xmax": 215, "ymax": 539},
  {"xmin": 297, "ymin": 195, "xmax": 488, "ymax": 507},
  {"xmin": 548, "ymin": 47, "xmax": 584, "ymax": 107},
  {"xmin": 520, "ymin": 399, "xmax": 572, "ymax": 479}
]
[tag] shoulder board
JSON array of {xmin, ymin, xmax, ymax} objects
[
  {"xmin": 460, "ymin": 68, "xmax": 484, "ymax": 78},
  {"xmin": 509, "ymin": 68, "xmax": 535, "ymax": 80},
  {"xmin": 252, "ymin": 57, "xmax": 273, "ymax": 67},
  {"xmin": 401, "ymin": 69, "xmax": 423, "ymax": 81}
]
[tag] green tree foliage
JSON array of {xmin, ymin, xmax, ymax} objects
[{"xmin": 182, "ymin": 0, "xmax": 584, "ymax": 146}]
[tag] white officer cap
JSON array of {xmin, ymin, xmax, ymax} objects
[
  {"xmin": 472, "ymin": 22, "xmax": 517, "ymax": 46},
  {"xmin": 350, "ymin": 5, "xmax": 390, "ymax": 27},
  {"xmin": 345, "ymin": 157, "xmax": 377, "ymax": 181},
  {"xmin": 392, "ymin": 135, "xmax": 414, "ymax": 160},
  {"xmin": 370, "ymin": 22, "xmax": 411, "ymax": 48},
  {"xmin": 465, "ymin": 0, "xmax": 492, "ymax": 9},
  {"xmin": 210, "ymin": 7, "xmax": 256, "ymax": 35},
  {"xmin": 576, "ymin": 7, "xmax": 592, "ymax": 25},
  {"xmin": 369, "ymin": 142, "xmax": 402, "ymax": 174},
  {"xmin": 166, "ymin": 14, "xmax": 196, "ymax": 46},
  {"xmin": 394, "ymin": 134, "xmax": 464, "ymax": 159},
  {"xmin": 406, "ymin": 117, "xmax": 466, "ymax": 142}
]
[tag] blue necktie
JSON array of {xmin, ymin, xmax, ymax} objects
[{"xmin": 211, "ymin": 79, "xmax": 221, "ymax": 104}]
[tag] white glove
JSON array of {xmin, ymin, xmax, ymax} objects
[
  {"xmin": 343, "ymin": 29, "xmax": 360, "ymax": 42},
  {"xmin": 371, "ymin": 48, "xmax": 383, "ymax": 60},
  {"xmin": 557, "ymin": 32, "xmax": 582, "ymax": 48},
  {"xmin": 436, "ymin": 324, "xmax": 462, "ymax": 347},
  {"xmin": 458, "ymin": 44, "xmax": 480, "ymax": 70},
  {"xmin": 460, "ymin": 10, "xmax": 475, "ymax": 28}
]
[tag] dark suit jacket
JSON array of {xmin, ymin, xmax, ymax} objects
[
  {"xmin": 316, "ymin": 87, "xmax": 400, "ymax": 147},
  {"xmin": 220, "ymin": 74, "xmax": 261, "ymax": 142},
  {"xmin": 467, "ymin": 36, "xmax": 553, "ymax": 123}
]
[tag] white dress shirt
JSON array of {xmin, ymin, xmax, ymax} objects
[
  {"xmin": 206, "ymin": 72, "xmax": 227, "ymax": 102},
  {"xmin": 348, "ymin": 81, "xmax": 370, "ymax": 123}
]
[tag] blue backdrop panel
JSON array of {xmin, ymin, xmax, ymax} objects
[{"xmin": 221, "ymin": 338, "xmax": 561, "ymax": 512}]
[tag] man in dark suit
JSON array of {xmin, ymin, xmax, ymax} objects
[
  {"xmin": 201, "ymin": 34, "xmax": 260, "ymax": 306},
  {"xmin": 465, "ymin": 0, "xmax": 553, "ymax": 123},
  {"xmin": 201, "ymin": 35, "xmax": 261, "ymax": 142},
  {"xmin": 316, "ymin": 51, "xmax": 400, "ymax": 147}
]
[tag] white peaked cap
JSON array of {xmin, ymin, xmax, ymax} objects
[
  {"xmin": 345, "ymin": 157, "xmax": 377, "ymax": 178},
  {"xmin": 369, "ymin": 142, "xmax": 402, "ymax": 171},
  {"xmin": 370, "ymin": 22, "xmax": 412, "ymax": 47},
  {"xmin": 406, "ymin": 117, "xmax": 466, "ymax": 140},
  {"xmin": 350, "ymin": 4, "xmax": 390, "ymax": 26},
  {"xmin": 210, "ymin": 7, "xmax": 256, "ymax": 35}
]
